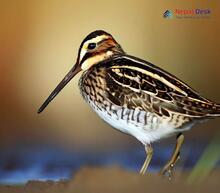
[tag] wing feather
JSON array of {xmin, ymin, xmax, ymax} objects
[{"xmin": 105, "ymin": 55, "xmax": 218, "ymax": 117}]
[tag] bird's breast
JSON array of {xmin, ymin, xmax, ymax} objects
[{"xmin": 78, "ymin": 67, "xmax": 107, "ymax": 103}]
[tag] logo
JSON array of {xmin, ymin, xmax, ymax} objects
[
  {"xmin": 163, "ymin": 10, "xmax": 173, "ymax": 18},
  {"xmin": 163, "ymin": 8, "xmax": 211, "ymax": 19}
]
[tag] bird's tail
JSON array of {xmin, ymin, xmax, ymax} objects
[{"xmin": 206, "ymin": 103, "xmax": 220, "ymax": 117}]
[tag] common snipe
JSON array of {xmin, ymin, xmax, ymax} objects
[{"xmin": 38, "ymin": 30, "xmax": 220, "ymax": 178}]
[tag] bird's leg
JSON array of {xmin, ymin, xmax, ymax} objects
[
  {"xmin": 160, "ymin": 133, "xmax": 184, "ymax": 180},
  {"xmin": 139, "ymin": 144, "xmax": 153, "ymax": 175}
]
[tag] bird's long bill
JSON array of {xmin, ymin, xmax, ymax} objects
[{"xmin": 38, "ymin": 64, "xmax": 81, "ymax": 113}]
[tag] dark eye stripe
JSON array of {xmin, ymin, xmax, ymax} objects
[{"xmin": 80, "ymin": 52, "xmax": 93, "ymax": 65}]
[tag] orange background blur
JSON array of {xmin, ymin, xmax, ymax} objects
[{"xmin": 0, "ymin": 0, "xmax": 220, "ymax": 151}]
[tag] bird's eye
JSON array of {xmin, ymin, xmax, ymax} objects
[{"xmin": 88, "ymin": 43, "xmax": 97, "ymax": 50}]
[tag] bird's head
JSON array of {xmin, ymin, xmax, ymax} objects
[
  {"xmin": 38, "ymin": 30, "xmax": 124, "ymax": 113},
  {"xmin": 77, "ymin": 30, "xmax": 124, "ymax": 70}
]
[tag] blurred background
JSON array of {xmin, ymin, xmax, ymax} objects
[{"xmin": 0, "ymin": 0, "xmax": 220, "ymax": 184}]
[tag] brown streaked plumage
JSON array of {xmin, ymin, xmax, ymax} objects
[{"xmin": 38, "ymin": 30, "xmax": 220, "ymax": 178}]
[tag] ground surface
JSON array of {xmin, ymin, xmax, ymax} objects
[{"xmin": 0, "ymin": 166, "xmax": 219, "ymax": 193}]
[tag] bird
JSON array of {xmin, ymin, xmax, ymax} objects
[{"xmin": 38, "ymin": 30, "xmax": 220, "ymax": 178}]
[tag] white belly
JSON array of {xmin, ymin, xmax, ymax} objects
[{"xmin": 86, "ymin": 98, "xmax": 186, "ymax": 145}]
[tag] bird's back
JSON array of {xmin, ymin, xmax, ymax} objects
[{"xmin": 105, "ymin": 55, "xmax": 220, "ymax": 117}]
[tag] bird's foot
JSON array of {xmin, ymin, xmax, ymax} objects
[
  {"xmin": 160, "ymin": 153, "xmax": 180, "ymax": 180},
  {"xmin": 160, "ymin": 163, "xmax": 175, "ymax": 181}
]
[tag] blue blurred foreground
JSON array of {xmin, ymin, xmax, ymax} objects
[{"xmin": 0, "ymin": 142, "xmax": 219, "ymax": 184}]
